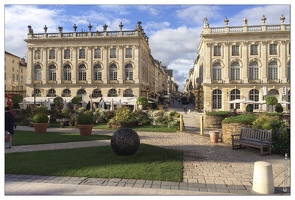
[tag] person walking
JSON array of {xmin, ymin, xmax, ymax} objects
[{"xmin": 5, "ymin": 106, "xmax": 16, "ymax": 148}]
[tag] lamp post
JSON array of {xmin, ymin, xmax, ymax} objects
[{"xmin": 33, "ymin": 84, "xmax": 36, "ymax": 107}]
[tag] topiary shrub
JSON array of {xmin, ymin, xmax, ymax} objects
[
  {"xmin": 77, "ymin": 113, "xmax": 94, "ymax": 125},
  {"xmin": 275, "ymin": 103, "xmax": 283, "ymax": 113},
  {"xmin": 136, "ymin": 96, "xmax": 148, "ymax": 106},
  {"xmin": 32, "ymin": 113, "xmax": 49, "ymax": 123},
  {"xmin": 246, "ymin": 104, "xmax": 253, "ymax": 113},
  {"xmin": 206, "ymin": 111, "xmax": 231, "ymax": 116}
]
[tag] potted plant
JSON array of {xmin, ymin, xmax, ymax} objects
[
  {"xmin": 31, "ymin": 112, "xmax": 49, "ymax": 134},
  {"xmin": 136, "ymin": 96, "xmax": 148, "ymax": 110},
  {"xmin": 76, "ymin": 113, "xmax": 94, "ymax": 136}
]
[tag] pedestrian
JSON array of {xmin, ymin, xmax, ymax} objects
[{"xmin": 5, "ymin": 106, "xmax": 16, "ymax": 148}]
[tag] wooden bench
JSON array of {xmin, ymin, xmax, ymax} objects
[{"xmin": 231, "ymin": 127, "xmax": 272, "ymax": 156}]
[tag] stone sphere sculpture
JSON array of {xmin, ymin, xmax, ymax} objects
[{"xmin": 111, "ymin": 127, "xmax": 140, "ymax": 155}]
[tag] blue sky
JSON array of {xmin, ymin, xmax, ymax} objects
[{"xmin": 3, "ymin": 2, "xmax": 291, "ymax": 91}]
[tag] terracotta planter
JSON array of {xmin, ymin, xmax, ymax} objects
[
  {"xmin": 33, "ymin": 123, "xmax": 48, "ymax": 134},
  {"xmin": 209, "ymin": 131, "xmax": 220, "ymax": 143},
  {"xmin": 78, "ymin": 124, "xmax": 94, "ymax": 136}
]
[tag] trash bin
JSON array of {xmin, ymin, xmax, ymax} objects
[{"xmin": 209, "ymin": 131, "xmax": 219, "ymax": 143}]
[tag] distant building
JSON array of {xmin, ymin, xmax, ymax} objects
[
  {"xmin": 23, "ymin": 22, "xmax": 175, "ymax": 106},
  {"xmin": 4, "ymin": 51, "xmax": 27, "ymax": 107},
  {"xmin": 185, "ymin": 15, "xmax": 290, "ymax": 112}
]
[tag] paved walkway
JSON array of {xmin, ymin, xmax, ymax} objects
[{"xmin": 5, "ymin": 103, "xmax": 291, "ymax": 195}]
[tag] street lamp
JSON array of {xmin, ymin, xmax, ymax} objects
[{"xmin": 33, "ymin": 84, "xmax": 36, "ymax": 107}]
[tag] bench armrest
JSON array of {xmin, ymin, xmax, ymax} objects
[{"xmin": 231, "ymin": 134, "xmax": 240, "ymax": 139}]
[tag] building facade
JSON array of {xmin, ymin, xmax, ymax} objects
[
  {"xmin": 186, "ymin": 15, "xmax": 290, "ymax": 112},
  {"xmin": 4, "ymin": 51, "xmax": 27, "ymax": 107},
  {"xmin": 24, "ymin": 22, "xmax": 173, "ymax": 105}
]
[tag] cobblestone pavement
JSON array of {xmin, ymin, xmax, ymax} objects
[{"xmin": 5, "ymin": 102, "xmax": 291, "ymax": 195}]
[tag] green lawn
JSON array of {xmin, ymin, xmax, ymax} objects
[
  {"xmin": 5, "ymin": 144, "xmax": 183, "ymax": 182},
  {"xmin": 11, "ymin": 130, "xmax": 112, "ymax": 146}
]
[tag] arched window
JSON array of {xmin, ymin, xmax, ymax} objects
[
  {"xmin": 230, "ymin": 62, "xmax": 240, "ymax": 80},
  {"xmin": 92, "ymin": 89, "xmax": 102, "ymax": 97},
  {"xmin": 249, "ymin": 89, "xmax": 259, "ymax": 109},
  {"xmin": 212, "ymin": 89, "xmax": 222, "ymax": 109},
  {"xmin": 63, "ymin": 64, "xmax": 71, "ymax": 81},
  {"xmin": 268, "ymin": 61, "xmax": 278, "ymax": 80},
  {"xmin": 33, "ymin": 89, "xmax": 41, "ymax": 97},
  {"xmin": 34, "ymin": 65, "xmax": 42, "ymax": 80},
  {"xmin": 77, "ymin": 89, "xmax": 86, "ymax": 96},
  {"xmin": 125, "ymin": 64, "xmax": 133, "ymax": 80},
  {"xmin": 78, "ymin": 64, "xmax": 86, "ymax": 81},
  {"xmin": 249, "ymin": 62, "xmax": 259, "ymax": 80},
  {"xmin": 62, "ymin": 89, "xmax": 71, "ymax": 97},
  {"xmin": 212, "ymin": 62, "xmax": 222, "ymax": 80},
  {"xmin": 109, "ymin": 64, "xmax": 117, "ymax": 80},
  {"xmin": 94, "ymin": 64, "xmax": 102, "ymax": 80},
  {"xmin": 123, "ymin": 89, "xmax": 134, "ymax": 97},
  {"xmin": 230, "ymin": 89, "xmax": 241, "ymax": 109},
  {"xmin": 49, "ymin": 65, "xmax": 56, "ymax": 81},
  {"xmin": 47, "ymin": 89, "xmax": 56, "ymax": 97},
  {"xmin": 108, "ymin": 89, "xmax": 117, "ymax": 97}
]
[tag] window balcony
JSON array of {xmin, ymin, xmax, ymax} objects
[
  {"xmin": 248, "ymin": 79, "xmax": 262, "ymax": 84},
  {"xmin": 229, "ymin": 79, "xmax": 242, "ymax": 84},
  {"xmin": 211, "ymin": 80, "xmax": 224, "ymax": 84},
  {"xmin": 108, "ymin": 80, "xmax": 119, "ymax": 84},
  {"xmin": 33, "ymin": 80, "xmax": 42, "ymax": 84},
  {"xmin": 92, "ymin": 80, "xmax": 103, "ymax": 84},
  {"xmin": 267, "ymin": 79, "xmax": 280, "ymax": 83},
  {"xmin": 61, "ymin": 80, "xmax": 72, "ymax": 84},
  {"xmin": 77, "ymin": 80, "xmax": 87, "ymax": 84},
  {"xmin": 123, "ymin": 80, "xmax": 135, "ymax": 84},
  {"xmin": 47, "ymin": 80, "xmax": 57, "ymax": 84}
]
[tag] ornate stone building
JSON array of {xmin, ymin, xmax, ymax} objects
[
  {"xmin": 4, "ymin": 51, "xmax": 27, "ymax": 106},
  {"xmin": 186, "ymin": 15, "xmax": 290, "ymax": 112},
  {"xmin": 24, "ymin": 22, "xmax": 174, "ymax": 106}
]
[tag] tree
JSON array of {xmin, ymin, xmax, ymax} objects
[
  {"xmin": 53, "ymin": 96, "xmax": 64, "ymax": 110},
  {"xmin": 266, "ymin": 96, "xmax": 278, "ymax": 112},
  {"xmin": 12, "ymin": 94, "xmax": 23, "ymax": 109}
]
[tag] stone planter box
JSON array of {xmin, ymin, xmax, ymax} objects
[
  {"xmin": 221, "ymin": 123, "xmax": 252, "ymax": 145},
  {"xmin": 205, "ymin": 115, "xmax": 227, "ymax": 128}
]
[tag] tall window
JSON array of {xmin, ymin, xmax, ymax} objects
[
  {"xmin": 34, "ymin": 50, "xmax": 41, "ymax": 59},
  {"xmin": 49, "ymin": 50, "xmax": 55, "ymax": 59},
  {"xmin": 77, "ymin": 89, "xmax": 86, "ymax": 96},
  {"xmin": 269, "ymin": 44, "xmax": 277, "ymax": 55},
  {"xmin": 64, "ymin": 49, "xmax": 70, "ymax": 59},
  {"xmin": 230, "ymin": 62, "xmax": 240, "ymax": 80},
  {"xmin": 268, "ymin": 61, "xmax": 278, "ymax": 80},
  {"xmin": 125, "ymin": 64, "xmax": 133, "ymax": 80},
  {"xmin": 78, "ymin": 64, "xmax": 86, "ymax": 81},
  {"xmin": 108, "ymin": 89, "xmax": 117, "ymax": 97},
  {"xmin": 109, "ymin": 64, "xmax": 117, "ymax": 80},
  {"xmin": 230, "ymin": 89, "xmax": 241, "ymax": 109},
  {"xmin": 94, "ymin": 64, "xmax": 102, "ymax": 80},
  {"xmin": 249, "ymin": 62, "xmax": 259, "ymax": 80},
  {"xmin": 214, "ymin": 46, "xmax": 221, "ymax": 56},
  {"xmin": 249, "ymin": 89, "xmax": 259, "ymax": 109},
  {"xmin": 232, "ymin": 45, "xmax": 239, "ymax": 56},
  {"xmin": 125, "ymin": 48, "xmax": 132, "ymax": 58},
  {"xmin": 34, "ymin": 65, "xmax": 42, "ymax": 80},
  {"xmin": 110, "ymin": 48, "xmax": 116, "ymax": 58},
  {"xmin": 63, "ymin": 64, "xmax": 71, "ymax": 81},
  {"xmin": 250, "ymin": 44, "xmax": 258, "ymax": 55},
  {"xmin": 49, "ymin": 65, "xmax": 56, "ymax": 81},
  {"xmin": 213, "ymin": 62, "xmax": 222, "ymax": 80},
  {"xmin": 94, "ymin": 48, "xmax": 101, "ymax": 59},
  {"xmin": 79, "ymin": 49, "xmax": 86, "ymax": 59},
  {"xmin": 212, "ymin": 89, "xmax": 222, "ymax": 109}
]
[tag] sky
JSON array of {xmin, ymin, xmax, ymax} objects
[{"xmin": 2, "ymin": 1, "xmax": 291, "ymax": 91}]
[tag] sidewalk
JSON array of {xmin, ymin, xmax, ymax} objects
[{"xmin": 5, "ymin": 104, "xmax": 291, "ymax": 196}]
